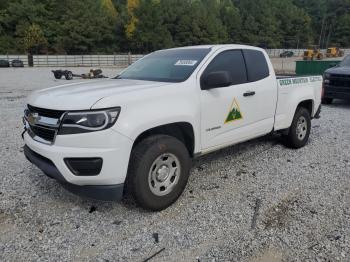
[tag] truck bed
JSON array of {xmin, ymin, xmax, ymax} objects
[
  {"xmin": 276, "ymin": 74, "xmax": 297, "ymax": 79},
  {"xmin": 274, "ymin": 75, "xmax": 323, "ymax": 131}
]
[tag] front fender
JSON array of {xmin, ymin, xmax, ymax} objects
[{"xmin": 92, "ymin": 82, "xmax": 201, "ymax": 153}]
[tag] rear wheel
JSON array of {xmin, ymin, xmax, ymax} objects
[
  {"xmin": 65, "ymin": 71, "xmax": 73, "ymax": 80},
  {"xmin": 127, "ymin": 135, "xmax": 191, "ymax": 211},
  {"xmin": 322, "ymin": 98, "xmax": 333, "ymax": 104},
  {"xmin": 283, "ymin": 107, "xmax": 311, "ymax": 149}
]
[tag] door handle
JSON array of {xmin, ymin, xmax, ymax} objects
[{"xmin": 243, "ymin": 91, "xmax": 255, "ymax": 97}]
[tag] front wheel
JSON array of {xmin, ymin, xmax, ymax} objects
[
  {"xmin": 283, "ymin": 107, "xmax": 311, "ymax": 149},
  {"xmin": 127, "ymin": 135, "xmax": 191, "ymax": 211}
]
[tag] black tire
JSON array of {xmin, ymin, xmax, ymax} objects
[
  {"xmin": 65, "ymin": 71, "xmax": 73, "ymax": 80},
  {"xmin": 53, "ymin": 71, "xmax": 62, "ymax": 79},
  {"xmin": 127, "ymin": 135, "xmax": 191, "ymax": 211},
  {"xmin": 322, "ymin": 98, "xmax": 333, "ymax": 104},
  {"xmin": 283, "ymin": 107, "xmax": 311, "ymax": 149}
]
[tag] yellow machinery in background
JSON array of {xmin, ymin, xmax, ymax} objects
[
  {"xmin": 326, "ymin": 47, "xmax": 344, "ymax": 58},
  {"xmin": 303, "ymin": 47, "xmax": 324, "ymax": 60}
]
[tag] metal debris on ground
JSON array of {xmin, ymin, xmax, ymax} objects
[{"xmin": 52, "ymin": 69, "xmax": 108, "ymax": 80}]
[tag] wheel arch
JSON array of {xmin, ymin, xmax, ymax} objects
[
  {"xmin": 278, "ymin": 99, "xmax": 314, "ymax": 135},
  {"xmin": 132, "ymin": 122, "xmax": 196, "ymax": 157},
  {"xmin": 296, "ymin": 99, "xmax": 314, "ymax": 117}
]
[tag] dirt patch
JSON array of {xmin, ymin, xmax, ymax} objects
[
  {"xmin": 263, "ymin": 194, "xmax": 298, "ymax": 229},
  {"xmin": 0, "ymin": 210, "xmax": 16, "ymax": 235},
  {"xmin": 250, "ymin": 248, "xmax": 283, "ymax": 262}
]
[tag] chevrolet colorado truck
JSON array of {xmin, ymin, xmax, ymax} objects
[
  {"xmin": 23, "ymin": 45, "xmax": 322, "ymax": 211},
  {"xmin": 322, "ymin": 54, "xmax": 350, "ymax": 104}
]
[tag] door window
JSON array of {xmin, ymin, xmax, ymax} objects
[
  {"xmin": 201, "ymin": 50, "xmax": 248, "ymax": 87},
  {"xmin": 242, "ymin": 49, "xmax": 270, "ymax": 82}
]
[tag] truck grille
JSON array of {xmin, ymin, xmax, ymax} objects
[
  {"xmin": 29, "ymin": 125, "xmax": 56, "ymax": 142},
  {"xmin": 329, "ymin": 74, "xmax": 350, "ymax": 88},
  {"xmin": 27, "ymin": 104, "xmax": 65, "ymax": 119},
  {"xmin": 25, "ymin": 105, "xmax": 66, "ymax": 144}
]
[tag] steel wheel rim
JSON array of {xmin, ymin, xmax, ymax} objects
[
  {"xmin": 296, "ymin": 116, "xmax": 307, "ymax": 141},
  {"xmin": 148, "ymin": 153, "xmax": 181, "ymax": 196}
]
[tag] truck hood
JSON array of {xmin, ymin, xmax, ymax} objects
[
  {"xmin": 27, "ymin": 79, "xmax": 171, "ymax": 110},
  {"xmin": 325, "ymin": 66, "xmax": 350, "ymax": 75}
]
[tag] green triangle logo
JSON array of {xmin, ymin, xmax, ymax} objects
[{"xmin": 225, "ymin": 98, "xmax": 243, "ymax": 123}]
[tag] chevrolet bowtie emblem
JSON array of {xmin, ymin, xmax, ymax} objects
[{"xmin": 27, "ymin": 113, "xmax": 40, "ymax": 125}]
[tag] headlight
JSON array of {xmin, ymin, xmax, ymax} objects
[
  {"xmin": 59, "ymin": 107, "xmax": 120, "ymax": 134},
  {"xmin": 323, "ymin": 73, "xmax": 330, "ymax": 79}
]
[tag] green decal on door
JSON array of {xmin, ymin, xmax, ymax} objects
[{"xmin": 225, "ymin": 98, "xmax": 243, "ymax": 124}]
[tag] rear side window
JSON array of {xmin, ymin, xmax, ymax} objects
[
  {"xmin": 202, "ymin": 50, "xmax": 247, "ymax": 85},
  {"xmin": 243, "ymin": 49, "xmax": 269, "ymax": 82}
]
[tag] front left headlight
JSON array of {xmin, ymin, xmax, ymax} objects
[{"xmin": 59, "ymin": 107, "xmax": 120, "ymax": 135}]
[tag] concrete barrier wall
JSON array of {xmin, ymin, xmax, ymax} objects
[
  {"xmin": 32, "ymin": 54, "xmax": 144, "ymax": 67},
  {"xmin": 1, "ymin": 49, "xmax": 349, "ymax": 67}
]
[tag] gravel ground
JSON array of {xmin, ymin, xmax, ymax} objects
[{"xmin": 0, "ymin": 67, "xmax": 349, "ymax": 262}]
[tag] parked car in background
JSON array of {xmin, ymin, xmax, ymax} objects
[
  {"xmin": 23, "ymin": 45, "xmax": 322, "ymax": 211},
  {"xmin": 280, "ymin": 51, "xmax": 294, "ymax": 58},
  {"xmin": 11, "ymin": 59, "xmax": 24, "ymax": 67},
  {"xmin": 322, "ymin": 55, "xmax": 350, "ymax": 104},
  {"xmin": 0, "ymin": 59, "xmax": 10, "ymax": 67}
]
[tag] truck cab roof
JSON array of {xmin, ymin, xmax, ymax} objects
[{"xmin": 163, "ymin": 44, "xmax": 263, "ymax": 52}]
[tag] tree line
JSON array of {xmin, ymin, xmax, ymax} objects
[{"xmin": 0, "ymin": 0, "xmax": 349, "ymax": 54}]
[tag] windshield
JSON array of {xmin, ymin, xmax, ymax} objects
[
  {"xmin": 117, "ymin": 48, "xmax": 211, "ymax": 82},
  {"xmin": 340, "ymin": 55, "xmax": 350, "ymax": 67}
]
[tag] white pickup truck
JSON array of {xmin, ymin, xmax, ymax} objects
[{"xmin": 23, "ymin": 45, "xmax": 322, "ymax": 210}]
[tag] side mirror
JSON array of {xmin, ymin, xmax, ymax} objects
[{"xmin": 201, "ymin": 71, "xmax": 232, "ymax": 90}]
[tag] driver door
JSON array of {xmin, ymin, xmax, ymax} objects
[{"xmin": 199, "ymin": 49, "xmax": 271, "ymax": 151}]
